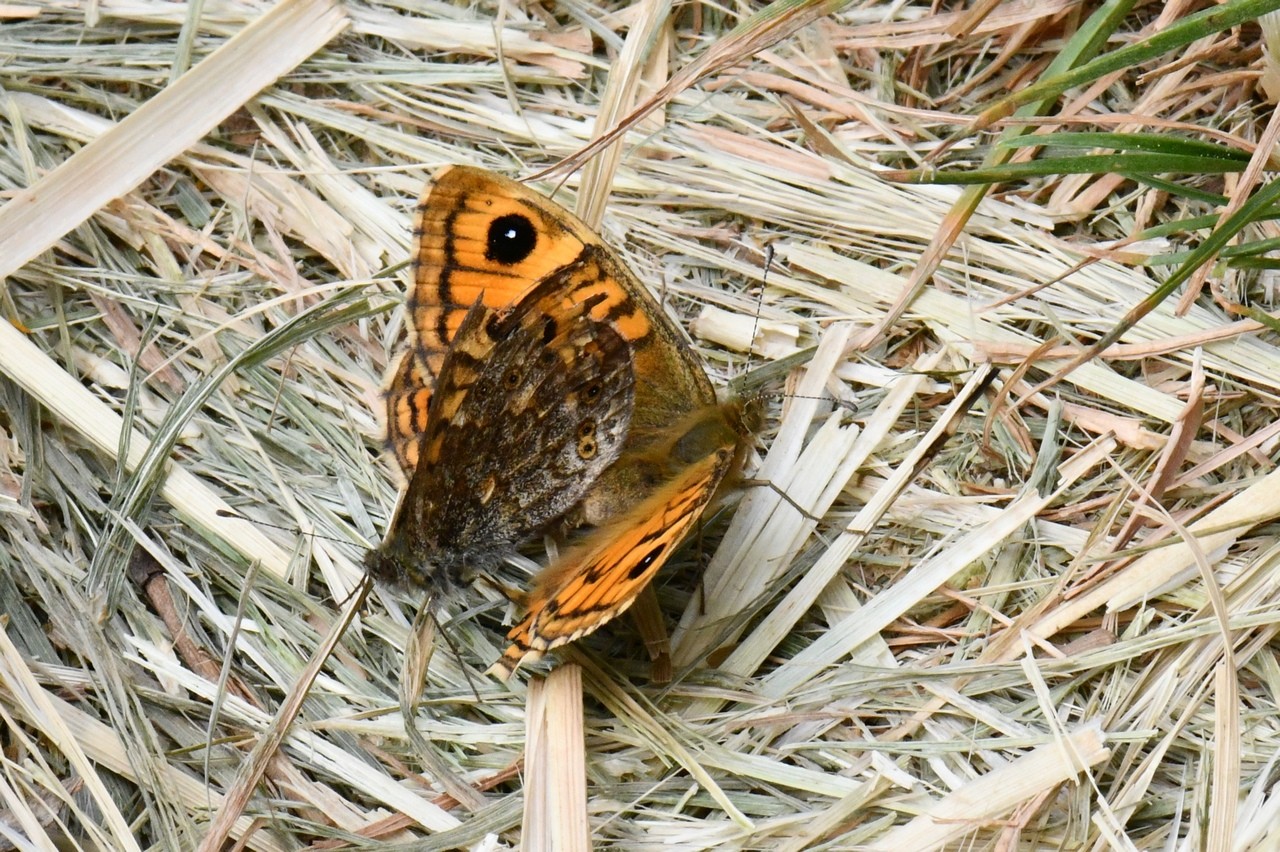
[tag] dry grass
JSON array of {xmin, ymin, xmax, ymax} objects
[{"xmin": 3, "ymin": 0, "xmax": 1280, "ymax": 849}]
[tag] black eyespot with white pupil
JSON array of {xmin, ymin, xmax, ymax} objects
[
  {"xmin": 486, "ymin": 213, "xmax": 537, "ymax": 265},
  {"xmin": 629, "ymin": 545, "xmax": 665, "ymax": 579}
]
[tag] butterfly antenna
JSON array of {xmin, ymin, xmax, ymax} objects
[
  {"xmin": 217, "ymin": 509, "xmax": 485, "ymax": 696},
  {"xmin": 398, "ymin": 596, "xmax": 487, "ymax": 811},
  {"xmin": 747, "ymin": 243, "xmax": 774, "ymax": 371},
  {"xmin": 215, "ymin": 508, "xmax": 367, "ymax": 549},
  {"xmin": 434, "ymin": 607, "xmax": 485, "ymax": 703}
]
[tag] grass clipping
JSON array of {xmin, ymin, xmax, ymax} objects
[{"xmin": 2, "ymin": 1, "xmax": 1280, "ymax": 849}]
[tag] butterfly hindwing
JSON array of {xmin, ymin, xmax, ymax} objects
[
  {"xmin": 489, "ymin": 400, "xmax": 759, "ymax": 679},
  {"xmin": 367, "ymin": 274, "xmax": 636, "ymax": 586}
]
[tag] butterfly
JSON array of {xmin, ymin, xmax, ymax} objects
[{"xmin": 364, "ymin": 165, "xmax": 760, "ymax": 679}]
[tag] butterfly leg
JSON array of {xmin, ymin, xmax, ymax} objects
[
  {"xmin": 739, "ymin": 477, "xmax": 823, "ymax": 522},
  {"xmin": 629, "ymin": 584, "xmax": 673, "ymax": 684}
]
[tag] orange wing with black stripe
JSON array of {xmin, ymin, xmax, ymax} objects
[
  {"xmin": 386, "ymin": 166, "xmax": 595, "ymax": 473},
  {"xmin": 488, "ymin": 444, "xmax": 737, "ymax": 680},
  {"xmin": 383, "ymin": 166, "xmax": 710, "ymax": 477}
]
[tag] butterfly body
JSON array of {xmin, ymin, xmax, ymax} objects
[{"xmin": 368, "ymin": 165, "xmax": 758, "ymax": 676}]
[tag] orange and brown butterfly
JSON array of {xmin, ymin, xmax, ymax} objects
[{"xmin": 364, "ymin": 165, "xmax": 760, "ymax": 679}]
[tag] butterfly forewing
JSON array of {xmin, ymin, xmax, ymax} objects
[
  {"xmin": 388, "ymin": 167, "xmax": 593, "ymax": 474},
  {"xmin": 385, "ymin": 166, "xmax": 715, "ymax": 476}
]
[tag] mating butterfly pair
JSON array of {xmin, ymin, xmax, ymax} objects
[{"xmin": 364, "ymin": 166, "xmax": 758, "ymax": 679}]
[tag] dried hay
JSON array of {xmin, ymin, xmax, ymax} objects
[{"xmin": 2, "ymin": 1, "xmax": 1279, "ymax": 849}]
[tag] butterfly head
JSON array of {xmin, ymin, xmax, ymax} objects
[
  {"xmin": 363, "ymin": 502, "xmax": 491, "ymax": 589},
  {"xmin": 363, "ymin": 528, "xmax": 447, "ymax": 590}
]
